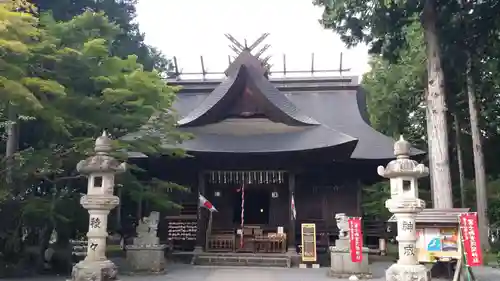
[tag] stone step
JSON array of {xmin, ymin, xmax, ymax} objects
[{"xmin": 194, "ymin": 255, "xmax": 291, "ymax": 268}]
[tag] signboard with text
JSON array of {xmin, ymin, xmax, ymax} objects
[
  {"xmin": 348, "ymin": 217, "xmax": 363, "ymax": 263},
  {"xmin": 459, "ymin": 212, "xmax": 483, "ymax": 266},
  {"xmin": 390, "ymin": 208, "xmax": 468, "ymax": 263},
  {"xmin": 300, "ymin": 223, "xmax": 317, "ymax": 262}
]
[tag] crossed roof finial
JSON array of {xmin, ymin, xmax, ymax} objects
[{"xmin": 225, "ymin": 33, "xmax": 270, "ymax": 59}]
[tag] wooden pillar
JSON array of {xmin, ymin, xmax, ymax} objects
[
  {"xmin": 288, "ymin": 172, "xmax": 296, "ymax": 253},
  {"xmin": 357, "ymin": 183, "xmax": 362, "ymax": 217},
  {"xmin": 195, "ymin": 171, "xmax": 206, "ymax": 252}
]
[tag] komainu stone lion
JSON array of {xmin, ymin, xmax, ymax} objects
[{"xmin": 335, "ymin": 213, "xmax": 349, "ymax": 238}]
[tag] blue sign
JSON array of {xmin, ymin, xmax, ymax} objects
[{"xmin": 427, "ymin": 237, "xmax": 442, "ymax": 251}]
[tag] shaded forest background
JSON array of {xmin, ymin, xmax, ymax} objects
[{"xmin": 312, "ymin": 0, "xmax": 500, "ymax": 234}]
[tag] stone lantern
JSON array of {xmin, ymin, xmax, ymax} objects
[
  {"xmin": 71, "ymin": 131, "xmax": 126, "ymax": 281},
  {"xmin": 377, "ymin": 136, "xmax": 431, "ymax": 281}
]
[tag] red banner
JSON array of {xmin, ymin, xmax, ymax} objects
[
  {"xmin": 459, "ymin": 212, "xmax": 483, "ymax": 266},
  {"xmin": 348, "ymin": 217, "xmax": 363, "ymax": 263}
]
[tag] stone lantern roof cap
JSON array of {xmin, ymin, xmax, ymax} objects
[
  {"xmin": 95, "ymin": 130, "xmax": 112, "ymax": 153},
  {"xmin": 377, "ymin": 135, "xmax": 429, "ymax": 179},
  {"xmin": 394, "ymin": 135, "xmax": 411, "ymax": 158},
  {"xmin": 76, "ymin": 131, "xmax": 127, "ymax": 174}
]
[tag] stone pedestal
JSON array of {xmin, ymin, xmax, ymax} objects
[
  {"xmin": 125, "ymin": 211, "xmax": 167, "ymax": 274},
  {"xmin": 385, "ymin": 264, "xmax": 431, "ymax": 281},
  {"xmin": 125, "ymin": 245, "xmax": 166, "ymax": 273},
  {"xmin": 328, "ymin": 238, "xmax": 372, "ymax": 279},
  {"xmin": 71, "ymin": 260, "xmax": 118, "ymax": 281}
]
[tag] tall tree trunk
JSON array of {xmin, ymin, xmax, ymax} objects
[
  {"xmin": 6, "ymin": 103, "xmax": 18, "ymax": 187},
  {"xmin": 453, "ymin": 114, "xmax": 466, "ymax": 208},
  {"xmin": 465, "ymin": 58, "xmax": 490, "ymax": 251},
  {"xmin": 422, "ymin": 0, "xmax": 453, "ymax": 208},
  {"xmin": 426, "ymin": 89, "xmax": 437, "ymax": 207},
  {"xmin": 459, "ymin": 0, "xmax": 490, "ymax": 251}
]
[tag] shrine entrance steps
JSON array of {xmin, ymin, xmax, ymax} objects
[{"xmin": 191, "ymin": 252, "xmax": 291, "ymax": 268}]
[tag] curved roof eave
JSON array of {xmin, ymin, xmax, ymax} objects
[
  {"xmin": 167, "ymin": 125, "xmax": 357, "ymax": 154},
  {"xmin": 176, "ymin": 68, "xmax": 244, "ymax": 126},
  {"xmin": 177, "ymin": 65, "xmax": 319, "ymax": 127},
  {"xmin": 285, "ymin": 88, "xmax": 425, "ymax": 160},
  {"xmin": 244, "ymin": 65, "xmax": 320, "ymax": 125}
]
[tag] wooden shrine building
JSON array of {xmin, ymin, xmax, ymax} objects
[{"xmin": 127, "ymin": 40, "xmax": 422, "ymax": 260}]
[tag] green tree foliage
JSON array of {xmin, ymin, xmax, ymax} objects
[
  {"xmin": 32, "ymin": 0, "xmax": 170, "ymax": 73},
  {"xmin": 361, "ymin": 182, "xmax": 391, "ymax": 220},
  {"xmin": 363, "ymin": 21, "xmax": 426, "ymax": 147},
  {"xmin": 0, "ymin": 5, "xmax": 187, "ymax": 273},
  {"xmin": 0, "ymin": 4, "xmax": 65, "ymax": 114}
]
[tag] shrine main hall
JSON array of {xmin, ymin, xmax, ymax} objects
[{"xmin": 126, "ymin": 47, "xmax": 422, "ymax": 264}]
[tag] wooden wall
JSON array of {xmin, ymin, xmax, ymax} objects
[
  {"xmin": 295, "ymin": 182, "xmax": 360, "ymax": 226},
  {"xmin": 201, "ymin": 179, "xmax": 361, "ymax": 231},
  {"xmin": 205, "ymin": 183, "xmax": 288, "ymax": 229}
]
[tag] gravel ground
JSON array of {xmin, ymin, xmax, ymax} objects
[{"xmin": 4, "ymin": 262, "xmax": 500, "ymax": 281}]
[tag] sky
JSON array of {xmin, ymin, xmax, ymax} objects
[{"xmin": 135, "ymin": 0, "xmax": 371, "ymax": 80}]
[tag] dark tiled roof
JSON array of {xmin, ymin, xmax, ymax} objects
[
  {"xmin": 127, "ymin": 50, "xmax": 424, "ymax": 159},
  {"xmin": 168, "ymin": 68, "xmax": 359, "ymax": 154},
  {"xmin": 284, "ymin": 90, "xmax": 423, "ymax": 159},
  {"xmin": 177, "ymin": 124, "xmax": 357, "ymax": 154},
  {"xmin": 177, "ymin": 69, "xmax": 243, "ymax": 126},
  {"xmin": 178, "ymin": 53, "xmax": 319, "ymax": 127},
  {"xmin": 245, "ymin": 65, "xmax": 320, "ymax": 126},
  {"xmin": 170, "ymin": 78, "xmax": 423, "ymax": 159}
]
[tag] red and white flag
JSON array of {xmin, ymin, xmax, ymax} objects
[
  {"xmin": 199, "ymin": 193, "xmax": 217, "ymax": 212},
  {"xmin": 291, "ymin": 193, "xmax": 296, "ymax": 220}
]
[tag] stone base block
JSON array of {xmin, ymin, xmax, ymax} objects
[
  {"xmin": 328, "ymin": 271, "xmax": 372, "ymax": 279},
  {"xmin": 335, "ymin": 238, "xmax": 350, "ymax": 248},
  {"xmin": 126, "ymin": 246, "xmax": 166, "ymax": 273},
  {"xmin": 69, "ymin": 259, "xmax": 119, "ymax": 281},
  {"xmin": 298, "ymin": 263, "xmax": 320, "ymax": 269},
  {"xmin": 385, "ymin": 263, "xmax": 431, "ymax": 281},
  {"xmin": 328, "ymin": 249, "xmax": 371, "ymax": 279}
]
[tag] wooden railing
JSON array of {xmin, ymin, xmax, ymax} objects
[
  {"xmin": 206, "ymin": 228, "xmax": 287, "ymax": 253},
  {"xmin": 207, "ymin": 230, "xmax": 235, "ymax": 252},
  {"xmin": 254, "ymin": 235, "xmax": 286, "ymax": 253}
]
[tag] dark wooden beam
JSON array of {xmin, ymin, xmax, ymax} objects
[
  {"xmin": 311, "ymin": 53, "xmax": 315, "ymax": 75},
  {"xmin": 248, "ymin": 33, "xmax": 270, "ymax": 51},
  {"xmin": 200, "ymin": 55, "xmax": 206, "ymax": 79},
  {"xmin": 283, "ymin": 54, "xmax": 287, "ymax": 76},
  {"xmin": 339, "ymin": 52, "xmax": 344, "ymax": 76},
  {"xmin": 288, "ymin": 172, "xmax": 296, "ymax": 253},
  {"xmin": 225, "ymin": 33, "xmax": 245, "ymax": 51},
  {"xmin": 195, "ymin": 171, "xmax": 207, "ymax": 252}
]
